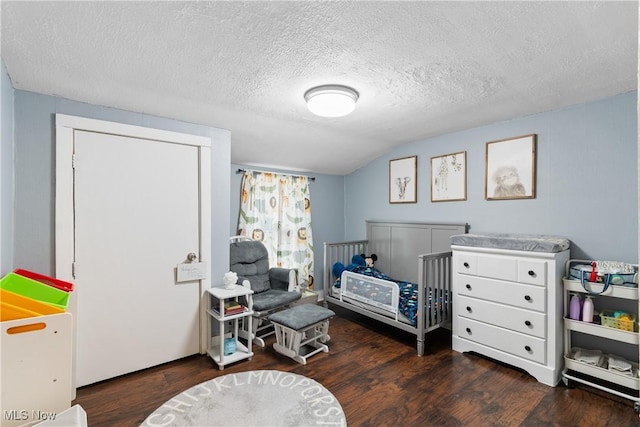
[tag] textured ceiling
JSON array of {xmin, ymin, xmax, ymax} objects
[{"xmin": 2, "ymin": 1, "xmax": 637, "ymax": 175}]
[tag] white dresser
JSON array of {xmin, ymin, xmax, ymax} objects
[{"xmin": 451, "ymin": 243, "xmax": 570, "ymax": 386}]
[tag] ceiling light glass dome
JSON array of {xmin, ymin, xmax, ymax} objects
[{"xmin": 304, "ymin": 85, "xmax": 359, "ymax": 117}]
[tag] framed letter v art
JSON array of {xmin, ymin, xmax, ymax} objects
[{"xmin": 389, "ymin": 155, "xmax": 417, "ymax": 204}]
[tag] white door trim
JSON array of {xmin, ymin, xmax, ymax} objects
[{"xmin": 55, "ymin": 114, "xmax": 212, "ymax": 388}]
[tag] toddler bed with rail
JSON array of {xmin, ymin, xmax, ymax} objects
[{"xmin": 322, "ymin": 220, "xmax": 469, "ymax": 355}]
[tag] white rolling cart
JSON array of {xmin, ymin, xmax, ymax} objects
[
  {"xmin": 205, "ymin": 285, "xmax": 254, "ymax": 370},
  {"xmin": 561, "ymin": 261, "xmax": 640, "ymax": 414}
]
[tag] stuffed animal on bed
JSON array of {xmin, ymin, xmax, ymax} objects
[
  {"xmin": 332, "ymin": 254, "xmax": 380, "ymax": 288},
  {"xmin": 332, "ymin": 254, "xmax": 366, "ymax": 279},
  {"xmin": 361, "ymin": 253, "xmax": 377, "ymax": 268}
]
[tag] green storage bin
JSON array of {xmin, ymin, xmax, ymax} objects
[{"xmin": 0, "ymin": 273, "xmax": 69, "ymax": 310}]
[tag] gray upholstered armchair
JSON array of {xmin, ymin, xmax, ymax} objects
[{"xmin": 230, "ymin": 237, "xmax": 301, "ymax": 347}]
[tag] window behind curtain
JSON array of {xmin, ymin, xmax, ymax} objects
[{"xmin": 237, "ymin": 170, "xmax": 315, "ymax": 289}]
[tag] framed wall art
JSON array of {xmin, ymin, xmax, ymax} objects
[
  {"xmin": 485, "ymin": 134, "xmax": 537, "ymax": 200},
  {"xmin": 389, "ymin": 155, "xmax": 417, "ymax": 204},
  {"xmin": 430, "ymin": 151, "xmax": 467, "ymax": 202}
]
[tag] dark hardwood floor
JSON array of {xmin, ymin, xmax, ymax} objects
[{"xmin": 73, "ymin": 306, "xmax": 639, "ymax": 426}]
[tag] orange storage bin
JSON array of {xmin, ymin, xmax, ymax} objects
[
  {"xmin": 14, "ymin": 269, "xmax": 74, "ymax": 292},
  {"xmin": 0, "ymin": 289, "xmax": 65, "ymax": 321}
]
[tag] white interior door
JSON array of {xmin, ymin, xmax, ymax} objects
[{"xmin": 72, "ymin": 129, "xmax": 202, "ymax": 387}]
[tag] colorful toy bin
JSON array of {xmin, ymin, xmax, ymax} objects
[
  {"xmin": 14, "ymin": 269, "xmax": 74, "ymax": 292},
  {"xmin": 1, "ymin": 271, "xmax": 72, "ymax": 321}
]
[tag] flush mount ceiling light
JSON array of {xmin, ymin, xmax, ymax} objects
[{"xmin": 304, "ymin": 85, "xmax": 359, "ymax": 117}]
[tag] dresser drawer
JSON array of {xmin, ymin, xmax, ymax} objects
[
  {"xmin": 517, "ymin": 259, "xmax": 547, "ymax": 286},
  {"xmin": 456, "ymin": 253, "xmax": 548, "ymax": 287},
  {"xmin": 456, "ymin": 317, "xmax": 546, "ymax": 364},
  {"xmin": 456, "ymin": 275, "xmax": 546, "ymax": 312},
  {"xmin": 457, "ymin": 295, "xmax": 546, "ymax": 338},
  {"xmin": 454, "ymin": 253, "xmax": 477, "ymax": 275},
  {"xmin": 476, "ymin": 255, "xmax": 517, "ymax": 282},
  {"xmin": 455, "ymin": 253, "xmax": 518, "ymax": 281}
]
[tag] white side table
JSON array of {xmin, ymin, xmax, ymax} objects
[{"xmin": 205, "ymin": 285, "xmax": 254, "ymax": 370}]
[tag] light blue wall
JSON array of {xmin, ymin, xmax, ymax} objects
[
  {"xmin": 230, "ymin": 164, "xmax": 345, "ymax": 288},
  {"xmin": 1, "ymin": 59, "xmax": 15, "ymax": 275},
  {"xmin": 13, "ymin": 90, "xmax": 231, "ymax": 284},
  {"xmin": 10, "ymin": 87, "xmax": 636, "ymax": 284},
  {"xmin": 345, "ymin": 92, "xmax": 638, "ymax": 263}
]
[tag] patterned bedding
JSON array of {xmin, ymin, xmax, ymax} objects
[{"xmin": 334, "ymin": 266, "xmax": 446, "ymax": 327}]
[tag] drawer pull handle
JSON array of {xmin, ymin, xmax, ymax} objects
[
  {"xmin": 465, "ymin": 327, "xmax": 471, "ymax": 334},
  {"xmin": 525, "ymin": 320, "xmax": 532, "ymax": 327},
  {"xmin": 466, "ymin": 284, "xmax": 472, "ymax": 290},
  {"xmin": 463, "ymin": 262, "xmax": 470, "ymax": 268},
  {"xmin": 524, "ymin": 295, "xmax": 531, "ymax": 301},
  {"xmin": 525, "ymin": 345, "xmax": 532, "ymax": 352},
  {"xmin": 528, "ymin": 270, "xmax": 535, "ymax": 276},
  {"xmin": 466, "ymin": 306, "xmax": 472, "ymax": 312}
]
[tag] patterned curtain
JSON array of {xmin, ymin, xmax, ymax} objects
[{"xmin": 237, "ymin": 170, "xmax": 315, "ymax": 289}]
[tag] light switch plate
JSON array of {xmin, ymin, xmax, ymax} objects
[{"xmin": 176, "ymin": 262, "xmax": 207, "ymax": 283}]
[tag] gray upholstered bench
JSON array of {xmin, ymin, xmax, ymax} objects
[{"xmin": 268, "ymin": 304, "xmax": 335, "ymax": 365}]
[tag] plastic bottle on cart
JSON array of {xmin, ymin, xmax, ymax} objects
[
  {"xmin": 582, "ymin": 296, "xmax": 594, "ymax": 323},
  {"xmin": 569, "ymin": 293, "xmax": 582, "ymax": 320}
]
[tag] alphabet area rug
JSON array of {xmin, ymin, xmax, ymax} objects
[{"xmin": 142, "ymin": 370, "xmax": 346, "ymax": 427}]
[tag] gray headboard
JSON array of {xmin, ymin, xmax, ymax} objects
[{"xmin": 366, "ymin": 220, "xmax": 469, "ymax": 283}]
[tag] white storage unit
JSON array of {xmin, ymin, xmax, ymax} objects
[
  {"xmin": 1, "ymin": 313, "xmax": 73, "ymax": 426},
  {"xmin": 206, "ymin": 285, "xmax": 254, "ymax": 370},
  {"xmin": 452, "ymin": 244, "xmax": 570, "ymax": 386},
  {"xmin": 561, "ymin": 273, "xmax": 639, "ymax": 413},
  {"xmin": 31, "ymin": 405, "xmax": 88, "ymax": 427}
]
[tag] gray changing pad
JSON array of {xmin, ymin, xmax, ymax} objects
[{"xmin": 450, "ymin": 233, "xmax": 570, "ymax": 253}]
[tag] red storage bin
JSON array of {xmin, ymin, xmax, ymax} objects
[{"xmin": 13, "ymin": 269, "xmax": 74, "ymax": 292}]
